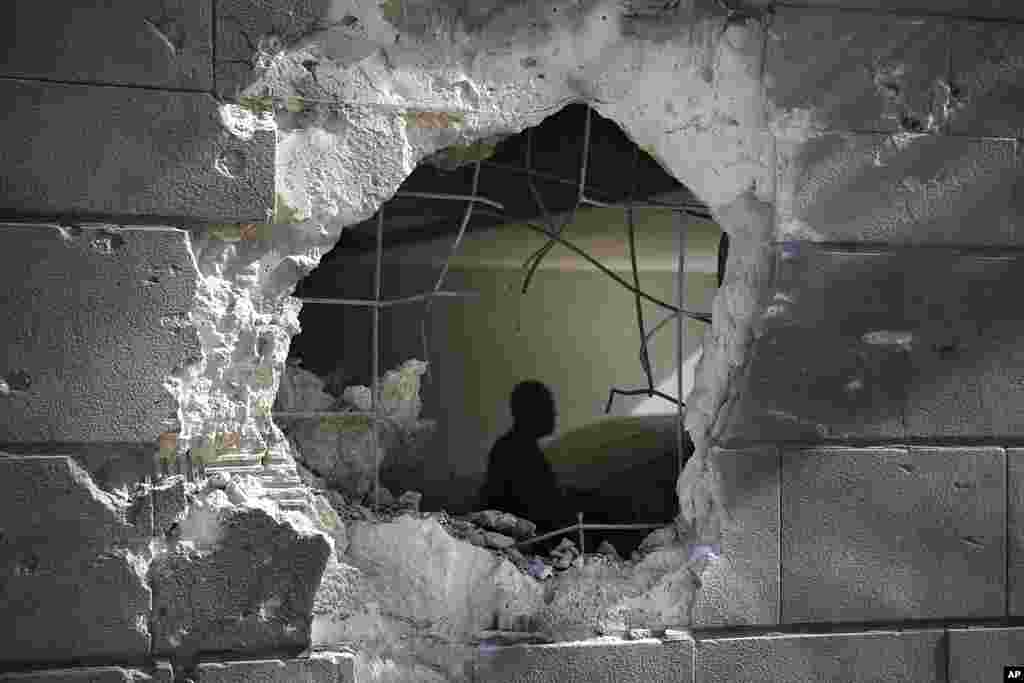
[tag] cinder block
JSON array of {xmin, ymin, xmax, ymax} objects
[
  {"xmin": 949, "ymin": 627, "xmax": 1024, "ymax": 682},
  {"xmin": 723, "ymin": 245, "xmax": 910, "ymax": 442},
  {"xmin": 195, "ymin": 653, "xmax": 355, "ymax": 683},
  {"xmin": 1006, "ymin": 451, "xmax": 1024, "ymax": 616},
  {"xmin": 0, "ymin": 667, "xmax": 154, "ymax": 683},
  {"xmin": 766, "ymin": 8, "xmax": 949, "ymax": 133},
  {"xmin": 689, "ymin": 446, "xmax": 779, "ymax": 627},
  {"xmin": 696, "ymin": 630, "xmax": 944, "ymax": 683},
  {"xmin": 216, "ymin": 0, "xmax": 336, "ymax": 99},
  {"xmin": 0, "ymin": 81, "xmax": 274, "ymax": 221},
  {"xmin": 149, "ymin": 506, "xmax": 331, "ymax": 658},
  {"xmin": 474, "ymin": 638, "xmax": 693, "ymax": 683},
  {"xmin": 902, "ymin": 252, "xmax": 1024, "ymax": 438},
  {"xmin": 0, "ymin": 456, "xmax": 151, "ymax": 664},
  {"xmin": 0, "ymin": 224, "xmax": 200, "ymax": 445},
  {"xmin": 751, "ymin": 0, "xmax": 1024, "ymax": 21},
  {"xmin": 781, "ymin": 446, "xmax": 1004, "ymax": 623},
  {"xmin": 776, "ymin": 133, "xmax": 1023, "ymax": 245},
  {"xmin": 0, "ymin": 1, "xmax": 212, "ymax": 90},
  {"xmin": 949, "ymin": 21, "xmax": 1024, "ymax": 138},
  {"xmin": 722, "ymin": 244, "xmax": 1024, "ymax": 442}
]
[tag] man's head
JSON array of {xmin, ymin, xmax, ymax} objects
[{"xmin": 510, "ymin": 380, "xmax": 557, "ymax": 437}]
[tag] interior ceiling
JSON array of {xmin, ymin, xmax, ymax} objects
[{"xmin": 300, "ymin": 103, "xmax": 716, "ymax": 286}]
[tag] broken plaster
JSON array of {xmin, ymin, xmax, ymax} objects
[{"xmin": 178, "ymin": 3, "xmax": 790, "ymax": 667}]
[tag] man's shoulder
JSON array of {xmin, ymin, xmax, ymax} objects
[{"xmin": 490, "ymin": 431, "xmax": 522, "ymax": 452}]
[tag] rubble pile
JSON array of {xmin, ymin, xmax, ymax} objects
[
  {"xmin": 275, "ymin": 359, "xmax": 436, "ymax": 501},
  {"xmin": 432, "ymin": 508, "xmax": 663, "ymax": 582}
]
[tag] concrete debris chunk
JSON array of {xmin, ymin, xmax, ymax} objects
[
  {"xmin": 638, "ymin": 526, "xmax": 678, "ymax": 553},
  {"xmin": 396, "ymin": 490, "xmax": 422, "ymax": 513},
  {"xmin": 551, "ymin": 538, "xmax": 580, "ymax": 558},
  {"xmin": 467, "ymin": 510, "xmax": 537, "ymax": 539},
  {"xmin": 596, "ymin": 540, "xmax": 622, "ymax": 561},
  {"xmin": 0, "ymin": 456, "xmax": 151, "ymax": 664},
  {"xmin": 367, "ymin": 486, "xmax": 395, "ymax": 507},
  {"xmin": 276, "ymin": 360, "xmax": 436, "ymax": 500},
  {"xmin": 483, "ymin": 531, "xmax": 516, "ymax": 549},
  {"xmin": 503, "ymin": 547, "xmax": 531, "ymax": 572},
  {"xmin": 465, "ymin": 527, "xmax": 488, "ymax": 547},
  {"xmin": 316, "ymin": 515, "xmax": 544, "ymax": 651}
]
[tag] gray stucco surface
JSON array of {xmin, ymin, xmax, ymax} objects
[
  {"xmin": 195, "ymin": 653, "xmax": 355, "ymax": 683},
  {"xmin": 781, "ymin": 446, "xmax": 1005, "ymax": 623},
  {"xmin": 149, "ymin": 506, "xmax": 331, "ymax": 658},
  {"xmin": 689, "ymin": 446, "xmax": 779, "ymax": 628},
  {"xmin": 948, "ymin": 627, "xmax": 1024, "ymax": 682},
  {"xmin": 776, "ymin": 133, "xmax": 1023, "ymax": 245},
  {"xmin": 695, "ymin": 630, "xmax": 945, "ymax": 683},
  {"xmin": 0, "ymin": 224, "xmax": 200, "ymax": 445},
  {"xmin": 724, "ymin": 246, "xmax": 1024, "ymax": 442},
  {"xmin": 950, "ymin": 21, "xmax": 1024, "ymax": 138},
  {"xmin": 766, "ymin": 8, "xmax": 949, "ymax": 134},
  {"xmin": 0, "ymin": 668, "xmax": 153, "ymax": 683},
  {"xmin": 474, "ymin": 639, "xmax": 693, "ymax": 683},
  {"xmin": 0, "ymin": 0, "xmax": 212, "ymax": 90},
  {"xmin": 0, "ymin": 81, "xmax": 274, "ymax": 222},
  {"xmin": 0, "ymin": 456, "xmax": 151, "ymax": 665},
  {"xmin": 1006, "ymin": 450, "xmax": 1024, "ymax": 617}
]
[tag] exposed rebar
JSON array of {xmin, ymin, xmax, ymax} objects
[
  {"xmin": 626, "ymin": 146, "xmax": 655, "ymax": 393},
  {"xmin": 514, "ymin": 518, "xmax": 665, "ymax": 548},
  {"xmin": 395, "ymin": 191, "xmax": 504, "ymax": 211},
  {"xmin": 421, "ymin": 161, "xmax": 484, "ymax": 384},
  {"xmin": 298, "ymin": 291, "xmax": 479, "ymax": 307},
  {"xmin": 478, "ymin": 158, "xmax": 712, "ymax": 217},
  {"xmin": 604, "ymin": 387, "xmax": 681, "ymax": 414},
  {"xmin": 371, "ymin": 208, "xmax": 383, "ymax": 512},
  {"xmin": 581, "ymin": 195, "xmax": 712, "ymax": 219},
  {"xmin": 520, "ymin": 105, "xmax": 592, "ymax": 295},
  {"xmin": 476, "ymin": 208, "xmax": 711, "ymax": 323},
  {"xmin": 675, "ymin": 206, "xmax": 687, "ymax": 506}
]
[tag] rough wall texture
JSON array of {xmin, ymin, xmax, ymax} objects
[
  {"xmin": 0, "ymin": 224, "xmax": 201, "ymax": 446},
  {"xmin": 0, "ymin": 82, "xmax": 274, "ymax": 222},
  {"xmin": 4, "ymin": 0, "xmax": 1024, "ymax": 680},
  {"xmin": 0, "ymin": 455, "xmax": 333, "ymax": 671}
]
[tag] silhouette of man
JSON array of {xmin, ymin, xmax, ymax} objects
[{"xmin": 479, "ymin": 380, "xmax": 566, "ymax": 532}]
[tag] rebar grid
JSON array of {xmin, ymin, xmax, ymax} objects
[
  {"xmin": 514, "ymin": 512, "xmax": 664, "ymax": 549},
  {"xmin": 295, "ymin": 104, "xmax": 711, "ymax": 517},
  {"xmin": 298, "ymin": 291, "xmax": 479, "ymax": 307},
  {"xmin": 675, "ymin": 207, "xmax": 687, "ymax": 500},
  {"xmin": 520, "ymin": 106, "xmax": 592, "ymax": 296},
  {"xmin": 419, "ymin": 160, "xmax": 484, "ymax": 385}
]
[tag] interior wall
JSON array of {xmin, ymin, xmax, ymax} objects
[{"xmin": 294, "ymin": 242, "xmax": 718, "ymax": 512}]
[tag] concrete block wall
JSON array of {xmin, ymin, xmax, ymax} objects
[
  {"xmin": 3, "ymin": 1, "xmax": 1024, "ymax": 682},
  {"xmin": 687, "ymin": 1, "xmax": 1024, "ymax": 680},
  {"xmin": 0, "ymin": 455, "xmax": 332, "ymax": 673},
  {"xmin": 479, "ymin": 628, "xmax": 1024, "ymax": 682}
]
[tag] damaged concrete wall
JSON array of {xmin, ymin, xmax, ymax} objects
[
  {"xmin": 3, "ymin": 0, "xmax": 1024, "ymax": 680},
  {"xmin": 210, "ymin": 0, "xmax": 1024, "ymax": 678}
]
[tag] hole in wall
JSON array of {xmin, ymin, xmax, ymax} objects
[{"xmin": 285, "ymin": 104, "xmax": 725, "ymax": 555}]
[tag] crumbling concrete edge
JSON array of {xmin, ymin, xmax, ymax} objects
[{"xmin": 212, "ymin": 0, "xmax": 780, "ymax": 628}]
